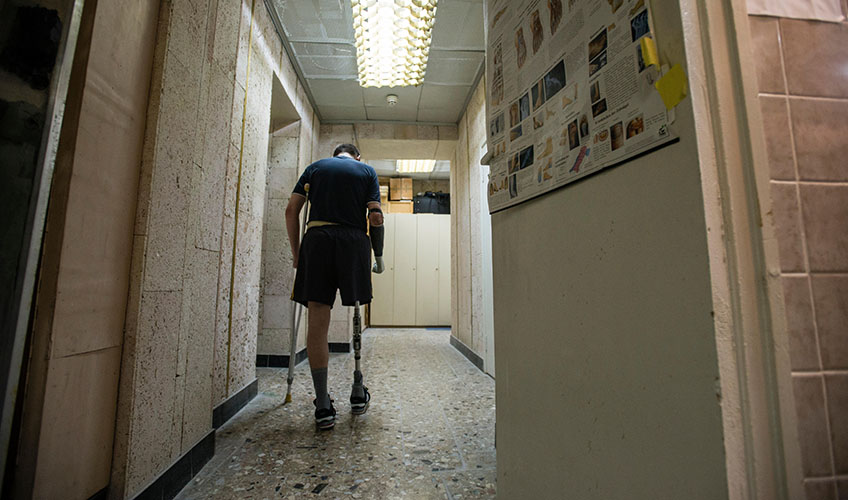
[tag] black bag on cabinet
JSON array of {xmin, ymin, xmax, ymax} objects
[{"xmin": 413, "ymin": 191, "xmax": 450, "ymax": 214}]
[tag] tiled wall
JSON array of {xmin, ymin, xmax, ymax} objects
[{"xmin": 749, "ymin": 11, "xmax": 848, "ymax": 499}]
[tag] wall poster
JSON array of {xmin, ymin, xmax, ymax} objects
[{"xmin": 486, "ymin": 0, "xmax": 677, "ymax": 213}]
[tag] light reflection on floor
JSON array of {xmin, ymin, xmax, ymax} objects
[{"xmin": 175, "ymin": 328, "xmax": 496, "ymax": 499}]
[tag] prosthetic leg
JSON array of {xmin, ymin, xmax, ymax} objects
[
  {"xmin": 350, "ymin": 206, "xmax": 382, "ymax": 415},
  {"xmin": 350, "ymin": 300, "xmax": 369, "ymax": 414}
]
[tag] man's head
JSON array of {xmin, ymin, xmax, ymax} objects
[{"xmin": 333, "ymin": 143, "xmax": 361, "ymax": 160}]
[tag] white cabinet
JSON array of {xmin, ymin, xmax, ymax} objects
[
  {"xmin": 437, "ymin": 214, "xmax": 451, "ymax": 325},
  {"xmin": 371, "ymin": 214, "xmax": 451, "ymax": 326},
  {"xmin": 415, "ymin": 215, "xmax": 439, "ymax": 325},
  {"xmin": 392, "ymin": 214, "xmax": 418, "ymax": 325}
]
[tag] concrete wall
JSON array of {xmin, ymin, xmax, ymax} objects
[
  {"xmin": 258, "ymin": 114, "xmax": 352, "ymax": 357},
  {"xmin": 111, "ymin": 0, "xmax": 319, "ymax": 497},
  {"xmin": 7, "ymin": 0, "xmax": 160, "ymax": 498},
  {"xmin": 259, "ymin": 123, "xmax": 299, "ymax": 356},
  {"xmin": 412, "ymin": 179, "xmax": 450, "ymax": 195},
  {"xmin": 319, "ymin": 122, "xmax": 457, "ymax": 161},
  {"xmin": 451, "ymin": 78, "xmax": 491, "ymax": 361},
  {"xmin": 490, "ymin": 2, "xmax": 728, "ymax": 497},
  {"xmin": 749, "ymin": 12, "xmax": 848, "ymax": 498}
]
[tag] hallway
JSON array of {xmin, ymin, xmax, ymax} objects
[
  {"xmin": 7, "ymin": 0, "xmax": 846, "ymax": 497},
  {"xmin": 175, "ymin": 329, "xmax": 496, "ymax": 499}
]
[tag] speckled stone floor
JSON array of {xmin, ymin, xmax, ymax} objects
[{"xmin": 175, "ymin": 328, "xmax": 496, "ymax": 499}]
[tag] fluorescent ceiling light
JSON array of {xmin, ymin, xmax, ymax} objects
[
  {"xmin": 351, "ymin": 0, "xmax": 438, "ymax": 88},
  {"xmin": 397, "ymin": 159, "xmax": 436, "ymax": 173}
]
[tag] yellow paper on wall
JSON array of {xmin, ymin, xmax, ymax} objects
[
  {"xmin": 655, "ymin": 64, "xmax": 688, "ymax": 110},
  {"xmin": 640, "ymin": 36, "xmax": 659, "ymax": 67}
]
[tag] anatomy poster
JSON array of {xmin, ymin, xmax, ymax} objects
[{"xmin": 486, "ymin": 0, "xmax": 677, "ymax": 213}]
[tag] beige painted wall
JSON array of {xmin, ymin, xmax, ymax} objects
[
  {"xmin": 748, "ymin": 12, "xmax": 848, "ymax": 498},
  {"xmin": 451, "ymin": 78, "xmax": 490, "ymax": 360},
  {"xmin": 110, "ymin": 0, "xmax": 320, "ymax": 497},
  {"xmin": 319, "ymin": 122, "xmax": 458, "ymax": 162},
  {"xmin": 489, "ymin": 2, "xmax": 729, "ymax": 497},
  {"xmin": 10, "ymin": 0, "xmax": 160, "ymax": 498}
]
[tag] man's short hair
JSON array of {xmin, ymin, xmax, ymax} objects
[{"xmin": 333, "ymin": 143, "xmax": 360, "ymax": 158}]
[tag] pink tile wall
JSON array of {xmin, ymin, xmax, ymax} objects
[{"xmin": 749, "ymin": 11, "xmax": 848, "ymax": 500}]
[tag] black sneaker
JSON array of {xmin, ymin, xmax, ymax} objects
[
  {"xmin": 314, "ymin": 399, "xmax": 336, "ymax": 430},
  {"xmin": 350, "ymin": 387, "xmax": 370, "ymax": 415}
]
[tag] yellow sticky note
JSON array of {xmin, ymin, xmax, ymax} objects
[
  {"xmin": 655, "ymin": 64, "xmax": 688, "ymax": 110},
  {"xmin": 640, "ymin": 36, "xmax": 659, "ymax": 67}
]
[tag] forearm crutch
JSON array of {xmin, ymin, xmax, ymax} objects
[{"xmin": 284, "ymin": 186, "xmax": 309, "ymax": 404}]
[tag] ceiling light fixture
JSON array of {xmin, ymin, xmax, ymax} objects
[
  {"xmin": 396, "ymin": 159, "xmax": 436, "ymax": 173},
  {"xmin": 351, "ymin": 0, "xmax": 438, "ymax": 88}
]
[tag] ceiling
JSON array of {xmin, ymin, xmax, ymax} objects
[
  {"xmin": 368, "ymin": 159, "xmax": 451, "ymax": 180},
  {"xmin": 267, "ymin": 0, "xmax": 485, "ymax": 125}
]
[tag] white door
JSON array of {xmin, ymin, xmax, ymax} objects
[
  {"xmin": 392, "ymin": 214, "xmax": 417, "ymax": 325},
  {"xmin": 437, "ymin": 215, "xmax": 451, "ymax": 326},
  {"xmin": 415, "ymin": 215, "xmax": 440, "ymax": 325},
  {"xmin": 370, "ymin": 214, "xmax": 395, "ymax": 325}
]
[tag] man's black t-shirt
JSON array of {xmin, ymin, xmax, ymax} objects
[{"xmin": 293, "ymin": 156, "xmax": 380, "ymax": 232}]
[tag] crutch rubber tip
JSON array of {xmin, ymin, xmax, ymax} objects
[{"xmin": 284, "ymin": 393, "xmax": 292, "ymax": 404}]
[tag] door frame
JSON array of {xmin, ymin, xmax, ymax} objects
[
  {"xmin": 1, "ymin": 0, "xmax": 87, "ymax": 489},
  {"xmin": 679, "ymin": 0, "xmax": 803, "ymax": 497}
]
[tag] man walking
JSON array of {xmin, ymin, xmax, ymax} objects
[{"xmin": 285, "ymin": 144, "xmax": 385, "ymax": 430}]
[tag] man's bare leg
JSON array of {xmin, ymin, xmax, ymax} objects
[{"xmin": 307, "ymin": 302, "xmax": 332, "ymax": 410}]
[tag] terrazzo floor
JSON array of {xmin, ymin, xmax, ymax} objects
[{"xmin": 175, "ymin": 328, "xmax": 496, "ymax": 499}]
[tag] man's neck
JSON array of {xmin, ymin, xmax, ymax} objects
[{"xmin": 336, "ymin": 153, "xmax": 356, "ymax": 160}]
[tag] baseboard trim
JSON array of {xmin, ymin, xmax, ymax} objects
[
  {"xmin": 129, "ymin": 380, "xmax": 256, "ymax": 499},
  {"xmin": 450, "ymin": 335, "xmax": 484, "ymax": 372},
  {"xmin": 212, "ymin": 378, "xmax": 258, "ymax": 429},
  {"xmin": 256, "ymin": 342, "xmax": 351, "ymax": 366},
  {"xmin": 256, "ymin": 348, "xmax": 307, "ymax": 368},
  {"xmin": 329, "ymin": 342, "xmax": 350, "ymax": 353},
  {"xmin": 87, "ymin": 487, "xmax": 107, "ymax": 500},
  {"xmin": 129, "ymin": 429, "xmax": 214, "ymax": 500}
]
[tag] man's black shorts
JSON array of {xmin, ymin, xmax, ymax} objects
[{"xmin": 292, "ymin": 225, "xmax": 372, "ymax": 308}]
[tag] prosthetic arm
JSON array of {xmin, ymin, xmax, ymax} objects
[{"xmin": 369, "ymin": 207, "xmax": 385, "ymax": 273}]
